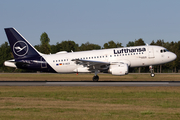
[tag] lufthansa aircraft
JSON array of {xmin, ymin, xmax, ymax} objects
[{"xmin": 4, "ymin": 28, "xmax": 177, "ymax": 81}]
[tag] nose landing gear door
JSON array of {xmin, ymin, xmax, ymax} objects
[{"xmin": 148, "ymin": 48, "xmax": 154, "ymax": 59}]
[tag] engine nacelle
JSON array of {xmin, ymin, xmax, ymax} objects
[{"xmin": 109, "ymin": 64, "xmax": 128, "ymax": 75}]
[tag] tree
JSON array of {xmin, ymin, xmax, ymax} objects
[
  {"xmin": 79, "ymin": 42, "xmax": 101, "ymax": 51},
  {"xmin": 134, "ymin": 38, "xmax": 145, "ymax": 46},
  {"xmin": 39, "ymin": 32, "xmax": 51, "ymax": 54},
  {"xmin": 54, "ymin": 40, "xmax": 79, "ymax": 53},
  {"xmin": 103, "ymin": 40, "xmax": 123, "ymax": 49},
  {"xmin": 50, "ymin": 44, "xmax": 57, "ymax": 54},
  {"xmin": 116, "ymin": 42, "xmax": 123, "ymax": 48},
  {"xmin": 126, "ymin": 41, "xmax": 135, "ymax": 47},
  {"xmin": 156, "ymin": 39, "xmax": 164, "ymax": 46},
  {"xmin": 103, "ymin": 43, "xmax": 109, "ymax": 49},
  {"xmin": 34, "ymin": 45, "xmax": 41, "ymax": 52},
  {"xmin": 60, "ymin": 40, "xmax": 78, "ymax": 52},
  {"xmin": 150, "ymin": 40, "xmax": 156, "ymax": 45},
  {"xmin": 0, "ymin": 42, "xmax": 14, "ymax": 72}
]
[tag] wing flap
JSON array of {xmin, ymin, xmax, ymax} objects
[{"xmin": 72, "ymin": 59, "xmax": 110, "ymax": 70}]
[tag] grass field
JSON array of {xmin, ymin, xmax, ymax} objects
[
  {"xmin": 0, "ymin": 73, "xmax": 180, "ymax": 81},
  {"xmin": 0, "ymin": 73, "xmax": 180, "ymax": 120},
  {"xmin": 0, "ymin": 86, "xmax": 180, "ymax": 120}
]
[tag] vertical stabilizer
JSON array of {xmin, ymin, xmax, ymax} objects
[{"xmin": 4, "ymin": 28, "xmax": 40, "ymax": 59}]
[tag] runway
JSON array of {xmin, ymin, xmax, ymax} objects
[{"xmin": 0, "ymin": 81, "xmax": 180, "ymax": 86}]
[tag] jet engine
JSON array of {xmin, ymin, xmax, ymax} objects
[{"xmin": 109, "ymin": 63, "xmax": 128, "ymax": 75}]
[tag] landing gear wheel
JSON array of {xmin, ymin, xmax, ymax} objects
[
  {"xmin": 151, "ymin": 73, "xmax": 155, "ymax": 77},
  {"xmin": 93, "ymin": 75, "xmax": 99, "ymax": 82},
  {"xmin": 149, "ymin": 65, "xmax": 155, "ymax": 77}
]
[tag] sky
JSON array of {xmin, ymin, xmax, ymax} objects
[{"xmin": 0, "ymin": 0, "xmax": 180, "ymax": 47}]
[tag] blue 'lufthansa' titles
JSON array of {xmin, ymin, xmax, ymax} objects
[{"xmin": 114, "ymin": 47, "xmax": 146, "ymax": 54}]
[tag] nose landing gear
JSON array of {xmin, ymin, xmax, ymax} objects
[{"xmin": 149, "ymin": 65, "xmax": 155, "ymax": 77}]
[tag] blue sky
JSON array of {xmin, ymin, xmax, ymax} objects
[{"xmin": 1, "ymin": 0, "xmax": 180, "ymax": 47}]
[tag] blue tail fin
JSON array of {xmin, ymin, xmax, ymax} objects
[{"xmin": 4, "ymin": 28, "xmax": 41, "ymax": 60}]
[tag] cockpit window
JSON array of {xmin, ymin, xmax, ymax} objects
[{"xmin": 160, "ymin": 49, "xmax": 169, "ymax": 53}]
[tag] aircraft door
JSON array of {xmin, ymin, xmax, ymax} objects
[
  {"xmin": 41, "ymin": 57, "xmax": 47, "ymax": 68},
  {"xmin": 148, "ymin": 48, "xmax": 154, "ymax": 58}
]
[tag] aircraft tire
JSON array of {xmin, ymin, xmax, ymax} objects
[
  {"xmin": 150, "ymin": 73, "xmax": 155, "ymax": 77},
  {"xmin": 93, "ymin": 75, "xmax": 99, "ymax": 82}
]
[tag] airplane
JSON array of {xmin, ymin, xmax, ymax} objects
[{"xmin": 4, "ymin": 28, "xmax": 177, "ymax": 81}]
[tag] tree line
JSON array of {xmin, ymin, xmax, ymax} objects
[{"xmin": 0, "ymin": 32, "xmax": 179, "ymax": 73}]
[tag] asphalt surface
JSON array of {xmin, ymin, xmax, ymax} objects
[{"xmin": 0, "ymin": 81, "xmax": 180, "ymax": 86}]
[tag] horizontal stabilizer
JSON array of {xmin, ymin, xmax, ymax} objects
[{"xmin": 4, "ymin": 60, "xmax": 16, "ymax": 68}]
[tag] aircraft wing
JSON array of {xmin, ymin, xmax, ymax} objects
[{"xmin": 71, "ymin": 59, "xmax": 110, "ymax": 71}]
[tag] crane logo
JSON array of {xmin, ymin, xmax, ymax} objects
[{"xmin": 13, "ymin": 41, "xmax": 28, "ymax": 56}]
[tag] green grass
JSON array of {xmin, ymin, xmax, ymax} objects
[
  {"xmin": 0, "ymin": 73, "xmax": 180, "ymax": 81},
  {"xmin": 0, "ymin": 86, "xmax": 180, "ymax": 119}
]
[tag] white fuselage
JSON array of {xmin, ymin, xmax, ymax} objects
[{"xmin": 42, "ymin": 45, "xmax": 176, "ymax": 73}]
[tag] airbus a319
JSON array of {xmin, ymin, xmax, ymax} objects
[{"xmin": 4, "ymin": 28, "xmax": 177, "ymax": 81}]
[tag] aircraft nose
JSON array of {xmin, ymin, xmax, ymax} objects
[
  {"xmin": 170, "ymin": 52, "xmax": 177, "ymax": 61},
  {"xmin": 173, "ymin": 53, "xmax": 177, "ymax": 60}
]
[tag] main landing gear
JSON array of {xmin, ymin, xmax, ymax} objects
[
  {"xmin": 93, "ymin": 75, "xmax": 99, "ymax": 82},
  {"xmin": 149, "ymin": 65, "xmax": 155, "ymax": 77},
  {"xmin": 92, "ymin": 69, "xmax": 99, "ymax": 81}
]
